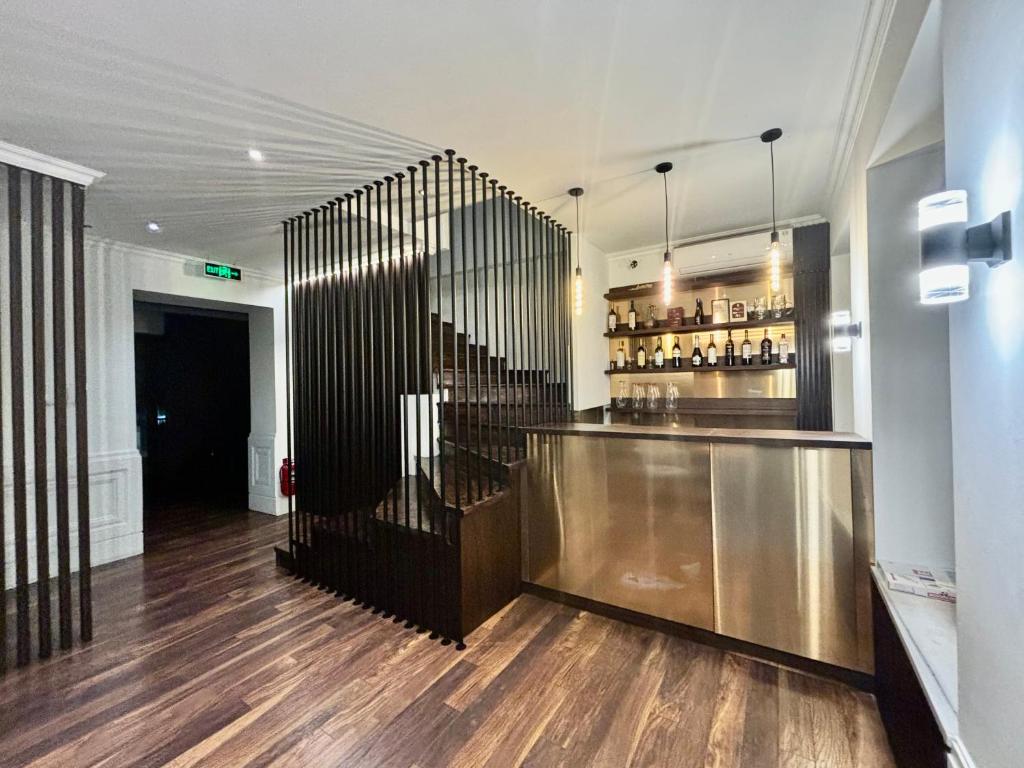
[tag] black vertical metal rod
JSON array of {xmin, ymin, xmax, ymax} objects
[
  {"xmin": 313, "ymin": 207, "xmax": 325, "ymax": 587},
  {"xmin": 538, "ymin": 212, "xmax": 548, "ymax": 425},
  {"xmin": 480, "ymin": 174, "xmax": 494, "ymax": 491},
  {"xmin": 468, "ymin": 165, "xmax": 482, "ymax": 502},
  {"xmin": 30, "ymin": 173, "xmax": 52, "ymax": 659},
  {"xmin": 283, "ymin": 221, "xmax": 294, "ymax": 567},
  {"xmin": 71, "ymin": 183, "xmax": 92, "ymax": 643},
  {"xmin": 498, "ymin": 186, "xmax": 510, "ymax": 468},
  {"xmin": 420, "ymin": 159, "xmax": 437, "ymax": 635},
  {"xmin": 303, "ymin": 211, "xmax": 313, "ymax": 581},
  {"xmin": 344, "ymin": 194, "xmax": 357, "ymax": 600},
  {"xmin": 457, "ymin": 157, "xmax": 468, "ymax": 512},
  {"xmin": 292, "ymin": 216, "xmax": 303, "ymax": 574},
  {"xmin": 375, "ymin": 180, "xmax": 392, "ymax": 617},
  {"xmin": 559, "ymin": 226, "xmax": 569, "ymax": 420},
  {"xmin": 8, "ymin": 167, "xmax": 31, "ymax": 664},
  {"xmin": 513, "ymin": 195, "xmax": 524, "ymax": 460},
  {"xmin": 354, "ymin": 189, "xmax": 368, "ymax": 606},
  {"xmin": 359, "ymin": 188, "xmax": 375, "ymax": 609},
  {"xmin": 430, "ymin": 155, "xmax": 443, "ymax": 640},
  {"xmin": 328, "ymin": 202, "xmax": 339, "ymax": 593},
  {"xmin": 408, "ymin": 164, "xmax": 425, "ymax": 630},
  {"xmin": 525, "ymin": 204, "xmax": 536, "ymax": 438},
  {"xmin": 489, "ymin": 178, "xmax": 501, "ymax": 478},
  {"xmin": 445, "ymin": 149, "xmax": 458, "ymax": 643},
  {"xmin": 296, "ymin": 215, "xmax": 307, "ymax": 577},
  {"xmin": 384, "ymin": 179, "xmax": 398, "ymax": 617},
  {"xmin": 394, "ymin": 172, "xmax": 409, "ymax": 623},
  {"xmin": 549, "ymin": 218, "xmax": 557, "ymax": 422},
  {"xmin": 51, "ymin": 179, "xmax": 72, "ymax": 651},
  {"xmin": 322, "ymin": 204, "xmax": 335, "ymax": 593}
]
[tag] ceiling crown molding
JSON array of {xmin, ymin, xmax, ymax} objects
[
  {"xmin": 0, "ymin": 141, "xmax": 106, "ymax": 186},
  {"xmin": 824, "ymin": 0, "xmax": 898, "ymax": 206}
]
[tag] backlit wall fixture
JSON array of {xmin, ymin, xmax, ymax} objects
[
  {"xmin": 0, "ymin": 142, "xmax": 103, "ymax": 672},
  {"xmin": 655, "ymin": 161, "xmax": 674, "ymax": 305},
  {"xmin": 918, "ymin": 189, "xmax": 1013, "ymax": 304},
  {"xmin": 761, "ymin": 128, "xmax": 784, "ymax": 293},
  {"xmin": 569, "ymin": 186, "xmax": 584, "ymax": 315},
  {"xmin": 830, "ymin": 310, "xmax": 862, "ymax": 353}
]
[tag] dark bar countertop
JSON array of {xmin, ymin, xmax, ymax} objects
[{"xmin": 522, "ymin": 422, "xmax": 871, "ymax": 449}]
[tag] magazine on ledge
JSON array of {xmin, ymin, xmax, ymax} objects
[{"xmin": 880, "ymin": 561, "xmax": 957, "ymax": 603}]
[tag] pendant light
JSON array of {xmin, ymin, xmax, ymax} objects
[
  {"xmin": 569, "ymin": 187, "xmax": 584, "ymax": 315},
  {"xmin": 761, "ymin": 128, "xmax": 783, "ymax": 293},
  {"xmin": 655, "ymin": 162, "xmax": 674, "ymax": 305}
]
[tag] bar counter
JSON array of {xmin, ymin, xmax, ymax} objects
[{"xmin": 521, "ymin": 422, "xmax": 875, "ymax": 675}]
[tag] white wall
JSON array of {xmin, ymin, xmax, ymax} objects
[
  {"xmin": 865, "ymin": 144, "xmax": 955, "ymax": 568},
  {"xmin": 2, "ymin": 237, "xmax": 287, "ymax": 584},
  {"xmin": 571, "ymin": 237, "xmax": 609, "ymax": 411},
  {"xmin": 942, "ymin": 1, "xmax": 1024, "ymax": 764},
  {"xmin": 829, "ymin": 252, "xmax": 855, "ymax": 432}
]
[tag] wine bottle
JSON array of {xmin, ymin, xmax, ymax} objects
[
  {"xmin": 671, "ymin": 336, "xmax": 682, "ymax": 368},
  {"xmin": 608, "ymin": 305, "xmax": 618, "ymax": 332},
  {"xmin": 694, "ymin": 298, "xmax": 704, "ymax": 325},
  {"xmin": 741, "ymin": 330, "xmax": 752, "ymax": 365},
  {"xmin": 778, "ymin": 333, "xmax": 789, "ymax": 363},
  {"xmin": 760, "ymin": 329, "xmax": 773, "ymax": 365},
  {"xmin": 627, "ymin": 300, "xmax": 637, "ymax": 331},
  {"xmin": 616, "ymin": 341, "xmax": 625, "ymax": 369},
  {"xmin": 707, "ymin": 334, "xmax": 718, "ymax": 367},
  {"xmin": 724, "ymin": 331, "xmax": 735, "ymax": 366},
  {"xmin": 637, "ymin": 338, "xmax": 647, "ymax": 369},
  {"xmin": 654, "ymin": 337, "xmax": 665, "ymax": 368},
  {"xmin": 691, "ymin": 335, "xmax": 704, "ymax": 367}
]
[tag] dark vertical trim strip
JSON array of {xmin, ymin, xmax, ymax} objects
[
  {"xmin": 52, "ymin": 179, "xmax": 72, "ymax": 651},
  {"xmin": 792, "ymin": 222, "xmax": 833, "ymax": 431},
  {"xmin": 8, "ymin": 166, "xmax": 31, "ymax": 664},
  {"xmin": 30, "ymin": 173, "xmax": 52, "ymax": 658},
  {"xmin": 71, "ymin": 183, "xmax": 92, "ymax": 643},
  {"xmin": 283, "ymin": 219, "xmax": 295, "ymax": 564}
]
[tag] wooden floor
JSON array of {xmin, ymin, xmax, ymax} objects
[{"xmin": 0, "ymin": 507, "xmax": 895, "ymax": 767}]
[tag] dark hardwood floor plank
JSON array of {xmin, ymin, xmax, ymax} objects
[{"xmin": 0, "ymin": 506, "xmax": 895, "ymax": 768}]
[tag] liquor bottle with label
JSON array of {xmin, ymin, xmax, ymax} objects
[
  {"xmin": 627, "ymin": 300, "xmax": 637, "ymax": 331},
  {"xmin": 760, "ymin": 329, "xmax": 773, "ymax": 365},
  {"xmin": 608, "ymin": 304, "xmax": 618, "ymax": 332},
  {"xmin": 654, "ymin": 337, "xmax": 665, "ymax": 368},
  {"xmin": 637, "ymin": 338, "xmax": 647, "ymax": 369},
  {"xmin": 694, "ymin": 298, "xmax": 704, "ymax": 325},
  {"xmin": 691, "ymin": 335, "xmax": 704, "ymax": 367},
  {"xmin": 741, "ymin": 330, "xmax": 753, "ymax": 365},
  {"xmin": 672, "ymin": 336, "xmax": 682, "ymax": 368},
  {"xmin": 724, "ymin": 331, "xmax": 735, "ymax": 366},
  {"xmin": 707, "ymin": 334, "xmax": 718, "ymax": 367},
  {"xmin": 778, "ymin": 333, "xmax": 789, "ymax": 363},
  {"xmin": 615, "ymin": 341, "xmax": 626, "ymax": 369}
]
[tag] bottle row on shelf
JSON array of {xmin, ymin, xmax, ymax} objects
[
  {"xmin": 612, "ymin": 329, "xmax": 790, "ymax": 371},
  {"xmin": 609, "ymin": 295, "xmax": 793, "ymax": 335}
]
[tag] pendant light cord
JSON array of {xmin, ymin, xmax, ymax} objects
[
  {"xmin": 663, "ymin": 171, "xmax": 670, "ymax": 253},
  {"xmin": 575, "ymin": 194, "xmax": 581, "ymax": 269},
  {"xmin": 770, "ymin": 141, "xmax": 777, "ymax": 233}
]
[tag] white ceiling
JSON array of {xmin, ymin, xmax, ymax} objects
[{"xmin": 0, "ymin": 0, "xmax": 871, "ymax": 274}]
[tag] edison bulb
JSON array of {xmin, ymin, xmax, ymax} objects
[{"xmin": 574, "ymin": 267, "xmax": 584, "ymax": 316}]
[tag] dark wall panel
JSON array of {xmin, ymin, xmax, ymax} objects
[{"xmin": 792, "ymin": 222, "xmax": 833, "ymax": 431}]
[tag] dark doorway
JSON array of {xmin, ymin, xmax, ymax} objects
[{"xmin": 134, "ymin": 304, "xmax": 251, "ymax": 514}]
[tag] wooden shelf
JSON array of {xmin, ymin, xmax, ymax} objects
[
  {"xmin": 603, "ymin": 267, "xmax": 793, "ymax": 302},
  {"xmin": 605, "ymin": 357, "xmax": 795, "ymax": 374},
  {"xmin": 609, "ymin": 397, "xmax": 797, "ymax": 417},
  {"xmin": 605, "ymin": 316, "xmax": 794, "ymax": 338}
]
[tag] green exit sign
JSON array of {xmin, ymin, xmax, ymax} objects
[{"xmin": 204, "ymin": 262, "xmax": 241, "ymax": 281}]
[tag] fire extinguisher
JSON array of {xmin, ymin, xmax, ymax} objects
[{"xmin": 279, "ymin": 458, "xmax": 295, "ymax": 497}]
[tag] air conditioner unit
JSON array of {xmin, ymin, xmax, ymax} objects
[{"xmin": 673, "ymin": 228, "xmax": 793, "ymax": 277}]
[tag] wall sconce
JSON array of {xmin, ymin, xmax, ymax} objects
[
  {"xmin": 830, "ymin": 310, "xmax": 862, "ymax": 353},
  {"xmin": 918, "ymin": 190, "xmax": 1012, "ymax": 304}
]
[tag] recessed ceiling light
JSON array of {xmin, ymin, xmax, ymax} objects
[
  {"xmin": 146, "ymin": 221, "xmax": 161, "ymax": 233},
  {"xmin": 248, "ymin": 148, "xmax": 265, "ymax": 162}
]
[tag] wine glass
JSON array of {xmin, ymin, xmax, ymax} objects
[
  {"xmin": 665, "ymin": 382, "xmax": 678, "ymax": 410},
  {"xmin": 647, "ymin": 383, "xmax": 660, "ymax": 410},
  {"xmin": 616, "ymin": 381, "xmax": 629, "ymax": 408},
  {"xmin": 632, "ymin": 383, "xmax": 645, "ymax": 409}
]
